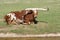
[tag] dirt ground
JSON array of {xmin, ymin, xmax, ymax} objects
[{"xmin": 0, "ymin": 37, "xmax": 60, "ymax": 40}]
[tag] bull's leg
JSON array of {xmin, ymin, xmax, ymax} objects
[
  {"xmin": 5, "ymin": 20, "xmax": 9, "ymax": 25},
  {"xmin": 24, "ymin": 21, "xmax": 31, "ymax": 25},
  {"xmin": 23, "ymin": 20, "xmax": 31, "ymax": 25},
  {"xmin": 4, "ymin": 17, "xmax": 11, "ymax": 25},
  {"xmin": 33, "ymin": 18, "xmax": 38, "ymax": 24},
  {"xmin": 11, "ymin": 20, "xmax": 18, "ymax": 25},
  {"xmin": 6, "ymin": 21, "xmax": 10, "ymax": 25},
  {"xmin": 15, "ymin": 19, "xmax": 24, "ymax": 24},
  {"xmin": 7, "ymin": 20, "xmax": 12, "ymax": 25}
]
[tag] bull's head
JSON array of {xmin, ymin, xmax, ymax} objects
[{"xmin": 4, "ymin": 14, "xmax": 11, "ymax": 25}]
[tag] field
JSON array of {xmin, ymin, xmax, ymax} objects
[{"xmin": 0, "ymin": 0, "xmax": 60, "ymax": 34}]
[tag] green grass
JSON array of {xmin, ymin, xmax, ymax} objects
[{"xmin": 0, "ymin": 0, "xmax": 60, "ymax": 34}]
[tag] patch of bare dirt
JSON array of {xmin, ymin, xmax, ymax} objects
[
  {"xmin": 0, "ymin": 33, "xmax": 60, "ymax": 37},
  {"xmin": 0, "ymin": 25, "xmax": 20, "ymax": 31},
  {"xmin": 0, "ymin": 19, "xmax": 4, "ymax": 22}
]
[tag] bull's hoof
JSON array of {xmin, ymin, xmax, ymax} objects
[
  {"xmin": 23, "ymin": 23, "xmax": 27, "ymax": 25},
  {"xmin": 34, "ymin": 21, "xmax": 38, "ymax": 24},
  {"xmin": 23, "ymin": 23, "xmax": 30, "ymax": 25}
]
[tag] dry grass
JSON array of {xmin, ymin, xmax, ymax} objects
[{"xmin": 0, "ymin": 19, "xmax": 48, "ymax": 34}]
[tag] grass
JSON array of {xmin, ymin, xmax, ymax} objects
[{"xmin": 0, "ymin": 0, "xmax": 60, "ymax": 34}]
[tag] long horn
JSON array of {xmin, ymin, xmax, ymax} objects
[
  {"xmin": 25, "ymin": 8, "xmax": 49, "ymax": 11},
  {"xmin": 37, "ymin": 8, "xmax": 49, "ymax": 11}
]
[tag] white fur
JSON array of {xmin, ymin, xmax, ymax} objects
[
  {"xmin": 25, "ymin": 8, "xmax": 37, "ymax": 14},
  {"xmin": 26, "ymin": 11, "xmax": 29, "ymax": 14},
  {"xmin": 17, "ymin": 19, "xmax": 23, "ymax": 23},
  {"xmin": 7, "ymin": 13, "xmax": 16, "ymax": 20},
  {"xmin": 25, "ymin": 8, "xmax": 38, "ymax": 17},
  {"xmin": 34, "ymin": 10, "xmax": 37, "ymax": 14},
  {"xmin": 25, "ymin": 8, "xmax": 47, "ymax": 11}
]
